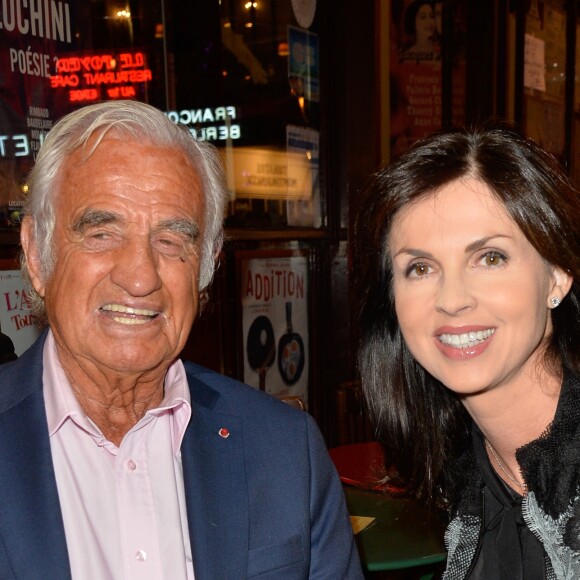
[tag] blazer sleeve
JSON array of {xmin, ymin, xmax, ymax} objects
[{"xmin": 306, "ymin": 415, "xmax": 365, "ymax": 579}]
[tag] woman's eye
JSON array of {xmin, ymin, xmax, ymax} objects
[
  {"xmin": 481, "ymin": 251, "xmax": 507, "ymax": 267},
  {"xmin": 406, "ymin": 262, "xmax": 431, "ymax": 278}
]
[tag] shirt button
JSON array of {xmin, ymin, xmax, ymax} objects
[
  {"xmin": 127, "ymin": 460, "xmax": 137, "ymax": 471},
  {"xmin": 136, "ymin": 549, "xmax": 147, "ymax": 561}
]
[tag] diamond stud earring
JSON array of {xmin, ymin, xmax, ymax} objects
[{"xmin": 550, "ymin": 296, "xmax": 561, "ymax": 308}]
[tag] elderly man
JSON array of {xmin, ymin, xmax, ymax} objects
[{"xmin": 0, "ymin": 101, "xmax": 362, "ymax": 579}]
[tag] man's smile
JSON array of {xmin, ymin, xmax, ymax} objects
[{"xmin": 100, "ymin": 303, "xmax": 160, "ymax": 325}]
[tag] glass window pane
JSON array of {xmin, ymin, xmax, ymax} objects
[
  {"xmin": 522, "ymin": 0, "xmax": 567, "ymax": 163},
  {"xmin": 0, "ymin": 0, "xmax": 322, "ymax": 229}
]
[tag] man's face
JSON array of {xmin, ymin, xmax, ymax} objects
[{"xmin": 25, "ymin": 135, "xmax": 205, "ymax": 378}]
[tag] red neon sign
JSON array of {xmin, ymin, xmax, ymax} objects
[{"xmin": 50, "ymin": 50, "xmax": 152, "ymax": 103}]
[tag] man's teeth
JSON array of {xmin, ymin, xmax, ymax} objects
[
  {"xmin": 101, "ymin": 304, "xmax": 158, "ymax": 325},
  {"xmin": 438, "ymin": 328, "xmax": 495, "ymax": 348}
]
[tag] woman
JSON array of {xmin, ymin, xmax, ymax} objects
[
  {"xmin": 355, "ymin": 125, "xmax": 580, "ymax": 579},
  {"xmin": 401, "ymin": 0, "xmax": 437, "ymax": 62}
]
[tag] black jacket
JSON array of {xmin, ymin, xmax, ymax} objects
[{"xmin": 443, "ymin": 370, "xmax": 580, "ymax": 580}]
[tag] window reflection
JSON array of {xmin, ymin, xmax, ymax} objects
[{"xmin": 0, "ymin": 0, "xmax": 321, "ymax": 229}]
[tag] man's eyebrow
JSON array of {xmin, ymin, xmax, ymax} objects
[
  {"xmin": 71, "ymin": 209, "xmax": 122, "ymax": 234},
  {"xmin": 155, "ymin": 218, "xmax": 200, "ymax": 242}
]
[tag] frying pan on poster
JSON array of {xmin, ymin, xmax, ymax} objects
[
  {"xmin": 247, "ymin": 315, "xmax": 276, "ymax": 391},
  {"xmin": 277, "ymin": 301, "xmax": 304, "ymax": 386}
]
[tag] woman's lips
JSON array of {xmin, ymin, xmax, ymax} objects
[{"xmin": 434, "ymin": 326, "xmax": 496, "ymax": 360}]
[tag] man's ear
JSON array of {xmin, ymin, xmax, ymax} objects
[
  {"xmin": 198, "ymin": 289, "xmax": 209, "ymax": 315},
  {"xmin": 20, "ymin": 216, "xmax": 46, "ymax": 297},
  {"xmin": 547, "ymin": 265, "xmax": 573, "ymax": 309}
]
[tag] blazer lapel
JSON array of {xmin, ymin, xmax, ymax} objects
[
  {"xmin": 181, "ymin": 377, "xmax": 249, "ymax": 580},
  {"xmin": 0, "ymin": 389, "xmax": 71, "ymax": 580}
]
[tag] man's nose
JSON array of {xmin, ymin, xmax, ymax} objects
[{"xmin": 110, "ymin": 237, "xmax": 162, "ymax": 297}]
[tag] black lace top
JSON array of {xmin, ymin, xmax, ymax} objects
[
  {"xmin": 466, "ymin": 427, "xmax": 546, "ymax": 579},
  {"xmin": 443, "ymin": 370, "xmax": 580, "ymax": 580}
]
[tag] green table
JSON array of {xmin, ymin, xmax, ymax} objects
[{"xmin": 344, "ymin": 485, "xmax": 447, "ymax": 573}]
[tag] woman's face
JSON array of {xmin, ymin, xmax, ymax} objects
[
  {"xmin": 415, "ymin": 4, "xmax": 436, "ymax": 39},
  {"xmin": 389, "ymin": 178, "xmax": 570, "ymax": 399}
]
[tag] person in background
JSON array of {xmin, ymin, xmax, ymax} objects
[
  {"xmin": 0, "ymin": 323, "xmax": 17, "ymax": 363},
  {"xmin": 355, "ymin": 124, "xmax": 580, "ymax": 579},
  {"xmin": 0, "ymin": 100, "xmax": 363, "ymax": 580}
]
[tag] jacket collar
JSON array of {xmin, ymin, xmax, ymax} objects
[
  {"xmin": 181, "ymin": 369, "xmax": 250, "ymax": 580},
  {"xmin": 0, "ymin": 331, "xmax": 71, "ymax": 579}
]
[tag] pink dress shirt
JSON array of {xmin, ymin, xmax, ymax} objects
[{"xmin": 42, "ymin": 331, "xmax": 195, "ymax": 580}]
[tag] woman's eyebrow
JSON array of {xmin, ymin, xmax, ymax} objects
[
  {"xmin": 392, "ymin": 247, "xmax": 434, "ymax": 259},
  {"xmin": 464, "ymin": 235, "xmax": 511, "ymax": 254}
]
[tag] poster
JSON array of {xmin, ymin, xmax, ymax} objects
[
  {"xmin": 288, "ymin": 26, "xmax": 319, "ymax": 103},
  {"xmin": 524, "ymin": 34, "xmax": 546, "ymax": 92},
  {"xmin": 286, "ymin": 124, "xmax": 320, "ymax": 227},
  {"xmin": 389, "ymin": 0, "xmax": 466, "ymax": 157},
  {"xmin": 0, "ymin": 1, "xmax": 78, "ymax": 159},
  {"xmin": 240, "ymin": 253, "xmax": 309, "ymax": 405},
  {"xmin": 0, "ymin": 270, "xmax": 41, "ymax": 356},
  {"xmin": 0, "ymin": 0, "xmax": 80, "ymax": 211}
]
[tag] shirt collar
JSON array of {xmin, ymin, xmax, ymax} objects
[{"xmin": 42, "ymin": 329, "xmax": 192, "ymax": 453}]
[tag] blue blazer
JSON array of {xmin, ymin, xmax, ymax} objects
[{"xmin": 0, "ymin": 334, "xmax": 363, "ymax": 579}]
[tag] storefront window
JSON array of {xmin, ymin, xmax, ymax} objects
[
  {"xmin": 522, "ymin": 0, "xmax": 567, "ymax": 164},
  {"xmin": 0, "ymin": 0, "xmax": 321, "ymax": 229}
]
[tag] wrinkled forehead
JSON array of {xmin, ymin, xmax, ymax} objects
[{"xmin": 56, "ymin": 135, "xmax": 205, "ymax": 218}]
